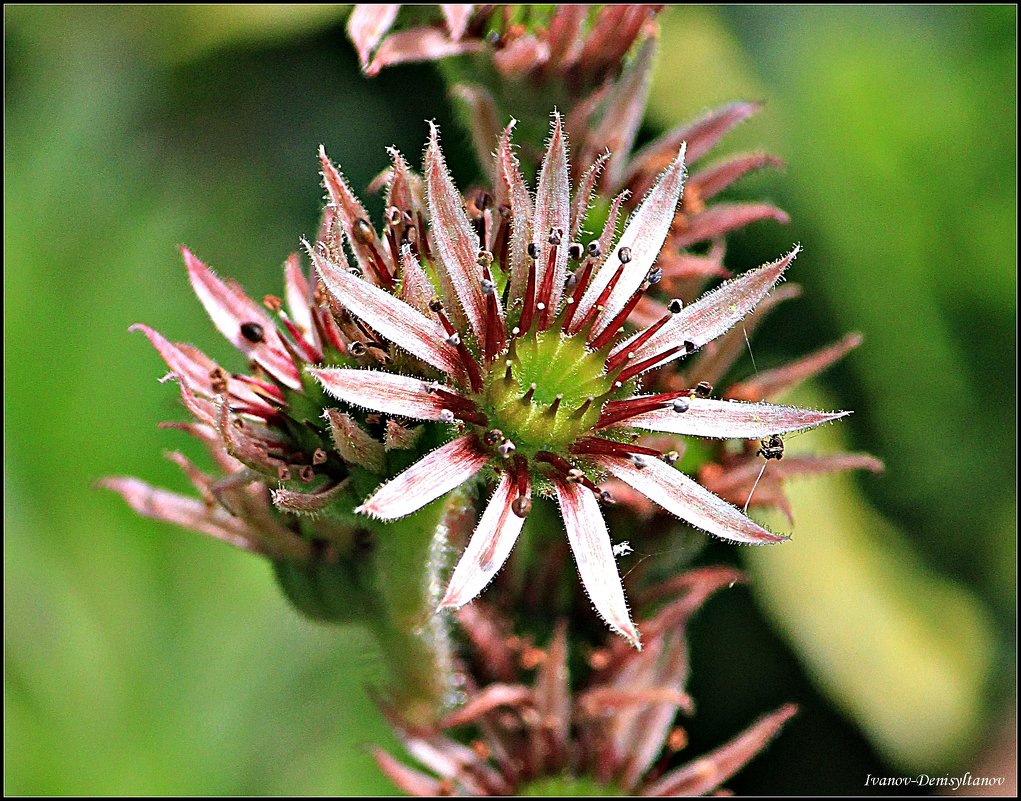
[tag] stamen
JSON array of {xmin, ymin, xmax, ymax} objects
[
  {"xmin": 353, "ymin": 217, "xmax": 395, "ymax": 290},
  {"xmin": 604, "ymin": 301, "xmax": 683, "ymax": 372},
  {"xmin": 694, "ymin": 381, "xmax": 713, "ymax": 398},
  {"xmin": 575, "ymin": 260, "xmax": 627, "ymax": 337},
  {"xmin": 559, "ymin": 257, "xmax": 594, "ymax": 333},
  {"xmin": 615, "ymin": 344, "xmax": 684, "ymax": 385},
  {"xmin": 596, "ymin": 390, "xmax": 693, "ymax": 428},
  {"xmin": 588, "ymin": 275, "xmax": 655, "ymax": 352},
  {"xmin": 536, "ymin": 232, "xmax": 560, "ymax": 330},
  {"xmin": 518, "ymin": 255, "xmax": 539, "ymax": 334}
]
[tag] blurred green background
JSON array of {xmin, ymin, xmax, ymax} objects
[{"xmin": 5, "ymin": 5, "xmax": 1015, "ymax": 795}]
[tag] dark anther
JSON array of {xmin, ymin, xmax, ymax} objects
[
  {"xmin": 683, "ymin": 339, "xmax": 696, "ymax": 353},
  {"xmin": 481, "ymin": 278, "xmax": 496, "ymax": 295},
  {"xmin": 647, "ymin": 267, "xmax": 663, "ymax": 285},
  {"xmin": 672, "ymin": 397, "xmax": 690, "ymax": 413},
  {"xmin": 428, "ymin": 298, "xmax": 444, "ymax": 313},
  {"xmin": 387, "ymin": 206, "xmax": 402, "ymax": 226},
  {"xmin": 599, "ymin": 489, "xmax": 616, "ymax": 505},
  {"xmin": 663, "ymin": 450, "xmax": 680, "ymax": 464},
  {"xmin": 353, "ymin": 218, "xmax": 375, "ymax": 244},
  {"xmin": 587, "ymin": 241, "xmax": 602, "ymax": 258},
  {"xmin": 477, "ymin": 249, "xmax": 494, "ymax": 267},
  {"xmin": 240, "ymin": 322, "xmax": 265, "ymax": 343},
  {"xmin": 568, "ymin": 242, "xmax": 584, "ymax": 260},
  {"xmin": 566, "ymin": 468, "xmax": 585, "ymax": 483},
  {"xmin": 312, "ymin": 448, "xmax": 328, "ymax": 465},
  {"xmin": 694, "ymin": 381, "xmax": 713, "ymax": 398},
  {"xmin": 631, "ymin": 454, "xmax": 648, "ymax": 469},
  {"xmin": 565, "ymin": 273, "xmax": 578, "ymax": 290},
  {"xmin": 209, "ymin": 367, "xmax": 229, "ymax": 394},
  {"xmin": 483, "ymin": 429, "xmax": 504, "ymax": 446},
  {"xmin": 527, "ymin": 242, "xmax": 540, "ymax": 259},
  {"xmin": 349, "ymin": 341, "xmax": 367, "ymax": 357},
  {"xmin": 299, "ymin": 465, "xmax": 315, "ymax": 483},
  {"xmin": 438, "ymin": 409, "xmax": 456, "ymax": 423},
  {"xmin": 618, "ymin": 246, "xmax": 632, "ymax": 263},
  {"xmin": 277, "ymin": 465, "xmax": 292, "ymax": 482},
  {"xmin": 511, "ymin": 496, "xmax": 532, "ymax": 518},
  {"xmin": 446, "ymin": 332, "xmax": 461, "ymax": 347},
  {"xmin": 668, "ymin": 298, "xmax": 684, "ymax": 314},
  {"xmin": 262, "ymin": 294, "xmax": 282, "ymax": 312},
  {"xmin": 548, "ymin": 228, "xmax": 563, "ymax": 246},
  {"xmin": 475, "ymin": 189, "xmax": 492, "ymax": 211}
]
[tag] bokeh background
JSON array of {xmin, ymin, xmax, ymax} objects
[{"xmin": 5, "ymin": 5, "xmax": 1015, "ymax": 795}]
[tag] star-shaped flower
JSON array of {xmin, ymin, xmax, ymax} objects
[{"xmin": 309, "ymin": 113, "xmax": 846, "ymax": 647}]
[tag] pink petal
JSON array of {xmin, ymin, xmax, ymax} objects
[
  {"xmin": 272, "ymin": 481, "xmax": 349, "ymax": 515},
  {"xmin": 493, "ymin": 34, "xmax": 550, "ymax": 76},
  {"xmin": 578, "ymin": 147, "xmax": 686, "ymax": 335},
  {"xmin": 347, "ymin": 4, "xmax": 400, "ymax": 68},
  {"xmin": 313, "ymin": 367, "xmax": 463, "ymax": 421},
  {"xmin": 686, "ymin": 283, "xmax": 802, "ymax": 387},
  {"xmin": 397, "ymin": 244, "xmax": 437, "ymax": 315},
  {"xmin": 356, "ymin": 434, "xmax": 488, "ymax": 520},
  {"xmin": 576, "ymin": 5, "xmax": 653, "ymax": 77},
  {"xmin": 283, "ymin": 252, "xmax": 314, "ymax": 338},
  {"xmin": 599, "ymin": 456, "xmax": 788, "ymax": 545},
  {"xmin": 366, "ymin": 27, "xmax": 484, "ymax": 76},
  {"xmin": 425, "ymin": 123, "xmax": 490, "ymax": 343},
  {"xmin": 642, "ymin": 704, "xmax": 798, "ymax": 796},
  {"xmin": 98, "ymin": 477, "xmax": 260, "ymax": 553},
  {"xmin": 687, "ymin": 151, "xmax": 786, "ymax": 203},
  {"xmin": 182, "ymin": 249, "xmax": 301, "ymax": 388},
  {"xmin": 626, "ymin": 101, "xmax": 762, "ymax": 189},
  {"xmin": 570, "ymin": 151, "xmax": 608, "ymax": 242},
  {"xmin": 621, "ymin": 397, "xmax": 849, "ymax": 439},
  {"xmin": 438, "ymin": 682, "xmax": 532, "ymax": 729},
  {"xmin": 319, "ymin": 147, "xmax": 394, "ymax": 284},
  {"xmin": 372, "ymin": 748, "xmax": 446, "ymax": 796},
  {"xmin": 495, "ymin": 121, "xmax": 534, "ymax": 302},
  {"xmin": 440, "ymin": 4, "xmax": 473, "ymax": 40},
  {"xmin": 545, "ymin": 5, "xmax": 587, "ymax": 67},
  {"xmin": 440, "ymin": 473, "xmax": 527, "ymax": 609},
  {"xmin": 451, "ymin": 84, "xmax": 501, "ymax": 181},
  {"xmin": 554, "ymin": 480, "xmax": 640, "ymax": 648},
  {"xmin": 588, "ymin": 34, "xmax": 657, "ymax": 188},
  {"xmin": 309, "ymin": 245, "xmax": 464, "ymax": 378},
  {"xmin": 324, "ymin": 408, "xmax": 385, "ymax": 473},
  {"xmin": 384, "ymin": 147, "xmax": 424, "ymax": 220},
  {"xmin": 533, "ymin": 112, "xmax": 572, "ymax": 313},
  {"xmin": 673, "ymin": 201, "xmax": 789, "ymax": 248},
  {"xmin": 726, "ymin": 332, "xmax": 864, "ymax": 402},
  {"xmin": 616, "ymin": 247, "xmax": 799, "ymax": 371}
]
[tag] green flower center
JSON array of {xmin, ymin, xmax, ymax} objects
[{"xmin": 481, "ymin": 329, "xmax": 614, "ymax": 455}]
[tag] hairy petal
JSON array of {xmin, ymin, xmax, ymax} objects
[
  {"xmin": 617, "ymin": 246, "xmax": 799, "ymax": 370},
  {"xmin": 626, "ymin": 101, "xmax": 762, "ymax": 190},
  {"xmin": 600, "ymin": 456, "xmax": 788, "ymax": 545},
  {"xmin": 98, "ymin": 477, "xmax": 261, "ymax": 553},
  {"xmin": 319, "ymin": 147, "xmax": 393, "ymax": 281},
  {"xmin": 366, "ymin": 27, "xmax": 484, "ymax": 76},
  {"xmin": 324, "ymin": 408, "xmax": 385, "ymax": 473},
  {"xmin": 622, "ymin": 397, "xmax": 849, "ymax": 439},
  {"xmin": 310, "ymin": 245, "xmax": 464, "ymax": 378},
  {"xmin": 356, "ymin": 435, "xmax": 487, "ymax": 520},
  {"xmin": 425, "ymin": 122, "xmax": 491, "ymax": 342},
  {"xmin": 440, "ymin": 4, "xmax": 473, "ymax": 40},
  {"xmin": 687, "ymin": 151, "xmax": 786, "ymax": 203},
  {"xmin": 555, "ymin": 480, "xmax": 640, "ymax": 648},
  {"xmin": 673, "ymin": 202, "xmax": 789, "ymax": 248},
  {"xmin": 642, "ymin": 705, "xmax": 798, "ymax": 796},
  {"xmin": 182, "ymin": 249, "xmax": 301, "ymax": 388},
  {"xmin": 570, "ymin": 151, "xmax": 609, "ymax": 242},
  {"xmin": 372, "ymin": 748, "xmax": 446, "ymax": 797},
  {"xmin": 441, "ymin": 472, "xmax": 527, "ymax": 609},
  {"xmin": 347, "ymin": 4, "xmax": 400, "ymax": 68},
  {"xmin": 588, "ymin": 33, "xmax": 657, "ymax": 188},
  {"xmin": 726, "ymin": 332, "xmax": 864, "ymax": 402},
  {"xmin": 496, "ymin": 121, "xmax": 534, "ymax": 302},
  {"xmin": 533, "ymin": 112, "xmax": 572, "ymax": 311},
  {"xmin": 398, "ymin": 244, "xmax": 436, "ymax": 315},
  {"xmin": 313, "ymin": 367, "xmax": 461, "ymax": 421},
  {"xmin": 579, "ymin": 148, "xmax": 686, "ymax": 334}
]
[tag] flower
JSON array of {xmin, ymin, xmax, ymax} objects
[
  {"xmin": 308, "ymin": 113, "xmax": 846, "ymax": 648},
  {"xmin": 372, "ymin": 567, "xmax": 798, "ymax": 795},
  {"xmin": 348, "ymin": 5, "xmax": 789, "ymax": 307},
  {"xmin": 347, "ymin": 5, "xmax": 659, "ymax": 86}
]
